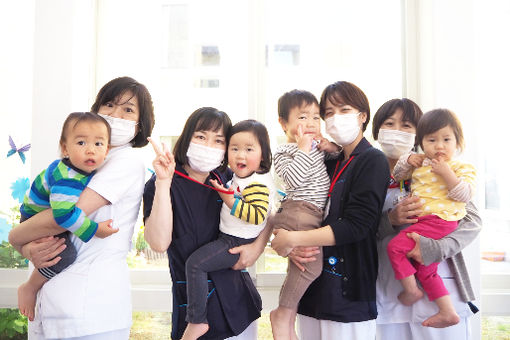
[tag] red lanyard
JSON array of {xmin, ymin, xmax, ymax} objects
[
  {"xmin": 328, "ymin": 156, "xmax": 354, "ymax": 196},
  {"xmin": 388, "ymin": 175, "xmax": 400, "ymax": 189},
  {"xmin": 174, "ymin": 170, "xmax": 234, "ymax": 195}
]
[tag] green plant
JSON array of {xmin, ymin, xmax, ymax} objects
[
  {"xmin": 135, "ymin": 227, "xmax": 148, "ymax": 255},
  {"xmin": 0, "ymin": 241, "xmax": 27, "ymax": 268},
  {"xmin": 0, "ymin": 205, "xmax": 27, "ymax": 269},
  {"xmin": 0, "ymin": 309, "xmax": 28, "ymax": 339}
]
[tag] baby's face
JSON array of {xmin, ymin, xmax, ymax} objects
[
  {"xmin": 280, "ymin": 103, "xmax": 321, "ymax": 143},
  {"xmin": 421, "ymin": 125, "xmax": 457, "ymax": 161},
  {"xmin": 62, "ymin": 120, "xmax": 110, "ymax": 173}
]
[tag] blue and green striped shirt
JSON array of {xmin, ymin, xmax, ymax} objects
[{"xmin": 20, "ymin": 159, "xmax": 98, "ymax": 242}]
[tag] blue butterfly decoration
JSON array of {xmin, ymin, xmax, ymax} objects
[{"xmin": 7, "ymin": 135, "xmax": 31, "ymax": 164}]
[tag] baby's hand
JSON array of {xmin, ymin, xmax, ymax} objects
[
  {"xmin": 296, "ymin": 125, "xmax": 314, "ymax": 153},
  {"xmin": 316, "ymin": 135, "xmax": 341, "ymax": 153},
  {"xmin": 95, "ymin": 219, "xmax": 118, "ymax": 238},
  {"xmin": 210, "ymin": 179, "xmax": 234, "ymax": 206},
  {"xmin": 430, "ymin": 158, "xmax": 451, "ymax": 176},
  {"xmin": 407, "ymin": 154, "xmax": 425, "ymax": 168}
]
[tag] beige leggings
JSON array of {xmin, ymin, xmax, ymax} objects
[{"xmin": 272, "ymin": 199, "xmax": 323, "ymax": 309}]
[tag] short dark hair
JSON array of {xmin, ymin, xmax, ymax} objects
[
  {"xmin": 91, "ymin": 76, "xmax": 155, "ymax": 148},
  {"xmin": 319, "ymin": 81, "xmax": 370, "ymax": 131},
  {"xmin": 278, "ymin": 89, "xmax": 319, "ymax": 122},
  {"xmin": 230, "ymin": 120, "xmax": 272, "ymax": 174},
  {"xmin": 372, "ymin": 98, "xmax": 423, "ymax": 144},
  {"xmin": 417, "ymin": 108, "xmax": 464, "ymax": 151},
  {"xmin": 173, "ymin": 107, "xmax": 232, "ymax": 171},
  {"xmin": 60, "ymin": 112, "xmax": 111, "ymax": 150}
]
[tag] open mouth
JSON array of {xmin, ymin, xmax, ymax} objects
[
  {"xmin": 236, "ymin": 163, "xmax": 246, "ymax": 170},
  {"xmin": 85, "ymin": 159, "xmax": 96, "ymax": 166}
]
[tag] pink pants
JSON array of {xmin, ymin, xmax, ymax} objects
[{"xmin": 387, "ymin": 215, "xmax": 458, "ymax": 301}]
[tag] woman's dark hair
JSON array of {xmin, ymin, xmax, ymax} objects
[
  {"xmin": 319, "ymin": 81, "xmax": 370, "ymax": 131},
  {"xmin": 60, "ymin": 112, "xmax": 111, "ymax": 148},
  {"xmin": 278, "ymin": 89, "xmax": 319, "ymax": 122},
  {"xmin": 173, "ymin": 107, "xmax": 232, "ymax": 171},
  {"xmin": 417, "ymin": 108, "xmax": 464, "ymax": 151},
  {"xmin": 91, "ymin": 76, "xmax": 155, "ymax": 148},
  {"xmin": 230, "ymin": 119, "xmax": 272, "ymax": 174},
  {"xmin": 372, "ymin": 98, "xmax": 423, "ymax": 146}
]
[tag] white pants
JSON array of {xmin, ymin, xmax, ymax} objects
[
  {"xmin": 376, "ymin": 317, "xmax": 471, "ymax": 340},
  {"xmin": 28, "ymin": 327, "xmax": 130, "ymax": 340},
  {"xmin": 297, "ymin": 314, "xmax": 376, "ymax": 340},
  {"xmin": 226, "ymin": 320, "xmax": 257, "ymax": 340}
]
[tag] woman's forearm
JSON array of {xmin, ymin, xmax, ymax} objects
[
  {"xmin": 420, "ymin": 201, "xmax": 481, "ymax": 265},
  {"xmin": 144, "ymin": 179, "xmax": 173, "ymax": 252},
  {"xmin": 8, "ymin": 209, "xmax": 63, "ymax": 249},
  {"xmin": 292, "ymin": 225, "xmax": 336, "ymax": 248}
]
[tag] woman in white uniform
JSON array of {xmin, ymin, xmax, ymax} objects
[
  {"xmin": 9, "ymin": 76, "xmax": 155, "ymax": 339},
  {"xmin": 372, "ymin": 98, "xmax": 481, "ymax": 340}
]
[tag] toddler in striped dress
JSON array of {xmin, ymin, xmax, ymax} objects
[
  {"xmin": 16, "ymin": 112, "xmax": 114, "ymax": 321},
  {"xmin": 269, "ymin": 90, "xmax": 341, "ymax": 340}
]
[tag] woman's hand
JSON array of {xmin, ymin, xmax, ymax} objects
[
  {"xmin": 288, "ymin": 246, "xmax": 320, "ymax": 272},
  {"xmin": 271, "ymin": 229, "xmax": 296, "ymax": 257},
  {"xmin": 388, "ymin": 195, "xmax": 422, "ymax": 226},
  {"xmin": 406, "ymin": 232, "xmax": 424, "ymax": 264},
  {"xmin": 148, "ymin": 137, "xmax": 175, "ymax": 182},
  {"xmin": 22, "ymin": 236, "xmax": 66, "ymax": 268},
  {"xmin": 230, "ymin": 241, "xmax": 264, "ymax": 270}
]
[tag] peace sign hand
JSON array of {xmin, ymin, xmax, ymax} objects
[{"xmin": 148, "ymin": 137, "xmax": 175, "ymax": 182}]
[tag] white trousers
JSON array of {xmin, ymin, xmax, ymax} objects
[
  {"xmin": 376, "ymin": 317, "xmax": 471, "ymax": 340},
  {"xmin": 297, "ymin": 314, "xmax": 376, "ymax": 340},
  {"xmin": 226, "ymin": 320, "xmax": 257, "ymax": 340},
  {"xmin": 29, "ymin": 327, "xmax": 130, "ymax": 340}
]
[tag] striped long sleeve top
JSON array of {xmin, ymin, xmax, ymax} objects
[
  {"xmin": 20, "ymin": 159, "xmax": 98, "ymax": 242},
  {"xmin": 219, "ymin": 172, "xmax": 275, "ymax": 239},
  {"xmin": 274, "ymin": 143, "xmax": 331, "ymax": 209}
]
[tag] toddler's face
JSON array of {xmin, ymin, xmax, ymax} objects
[
  {"xmin": 421, "ymin": 125, "xmax": 457, "ymax": 161},
  {"xmin": 62, "ymin": 121, "xmax": 110, "ymax": 173},
  {"xmin": 280, "ymin": 103, "xmax": 321, "ymax": 143},
  {"xmin": 227, "ymin": 131, "xmax": 262, "ymax": 178}
]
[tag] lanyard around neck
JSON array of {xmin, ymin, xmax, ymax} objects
[
  {"xmin": 174, "ymin": 169, "xmax": 234, "ymax": 195},
  {"xmin": 328, "ymin": 156, "xmax": 354, "ymax": 196}
]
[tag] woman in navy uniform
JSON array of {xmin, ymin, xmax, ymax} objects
[
  {"xmin": 143, "ymin": 107, "xmax": 269, "ymax": 340},
  {"xmin": 271, "ymin": 81, "xmax": 390, "ymax": 339}
]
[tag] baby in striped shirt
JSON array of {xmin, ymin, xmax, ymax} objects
[
  {"xmin": 17, "ymin": 112, "xmax": 114, "ymax": 321},
  {"xmin": 270, "ymin": 90, "xmax": 341, "ymax": 340}
]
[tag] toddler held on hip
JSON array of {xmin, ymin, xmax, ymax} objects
[
  {"xmin": 181, "ymin": 119, "xmax": 275, "ymax": 340},
  {"xmin": 270, "ymin": 90, "xmax": 341, "ymax": 340},
  {"xmin": 16, "ymin": 112, "xmax": 117, "ymax": 321},
  {"xmin": 387, "ymin": 108, "xmax": 476, "ymax": 328}
]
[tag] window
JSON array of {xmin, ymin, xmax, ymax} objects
[
  {"xmin": 95, "ymin": 0, "xmax": 403, "ymax": 274},
  {"xmin": 474, "ymin": 0, "xmax": 510, "ymax": 275}
]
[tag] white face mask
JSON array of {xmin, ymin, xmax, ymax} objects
[
  {"xmin": 325, "ymin": 112, "xmax": 361, "ymax": 146},
  {"xmin": 378, "ymin": 129, "xmax": 416, "ymax": 159},
  {"xmin": 99, "ymin": 114, "xmax": 137, "ymax": 147},
  {"xmin": 186, "ymin": 142, "xmax": 225, "ymax": 173}
]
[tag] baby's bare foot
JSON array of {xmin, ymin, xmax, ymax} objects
[
  {"xmin": 422, "ymin": 310, "xmax": 460, "ymax": 328},
  {"xmin": 18, "ymin": 282, "xmax": 38, "ymax": 321}
]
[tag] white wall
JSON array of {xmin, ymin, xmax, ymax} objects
[{"xmin": 30, "ymin": 0, "xmax": 97, "ymax": 178}]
